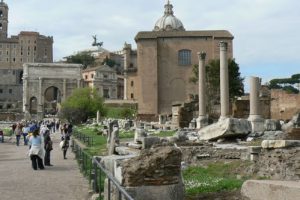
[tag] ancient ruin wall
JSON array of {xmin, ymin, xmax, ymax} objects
[{"xmin": 271, "ymin": 89, "xmax": 300, "ymax": 120}]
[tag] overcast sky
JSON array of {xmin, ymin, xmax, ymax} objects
[{"xmin": 6, "ymin": 0, "xmax": 300, "ymax": 89}]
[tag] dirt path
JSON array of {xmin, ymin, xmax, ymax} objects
[{"xmin": 0, "ymin": 131, "xmax": 90, "ymax": 200}]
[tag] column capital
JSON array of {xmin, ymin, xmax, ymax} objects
[
  {"xmin": 219, "ymin": 41, "xmax": 228, "ymax": 50},
  {"xmin": 38, "ymin": 77, "xmax": 43, "ymax": 80},
  {"xmin": 197, "ymin": 51, "xmax": 206, "ymax": 60}
]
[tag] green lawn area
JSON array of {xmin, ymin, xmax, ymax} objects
[
  {"xmin": 75, "ymin": 125, "xmax": 107, "ymax": 156},
  {"xmin": 183, "ymin": 161, "xmax": 251, "ymax": 196},
  {"xmin": 2, "ymin": 127, "xmax": 13, "ymax": 136},
  {"xmin": 155, "ymin": 130, "xmax": 176, "ymax": 137}
]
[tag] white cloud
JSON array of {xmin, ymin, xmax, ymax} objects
[{"xmin": 5, "ymin": 0, "xmax": 300, "ymax": 82}]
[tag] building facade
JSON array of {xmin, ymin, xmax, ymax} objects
[
  {"xmin": 125, "ymin": 1, "xmax": 234, "ymax": 120},
  {"xmin": 0, "ymin": 0, "xmax": 53, "ymax": 111},
  {"xmin": 82, "ymin": 64, "xmax": 118, "ymax": 99}
]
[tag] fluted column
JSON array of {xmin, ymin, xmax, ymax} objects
[
  {"xmin": 219, "ymin": 41, "xmax": 230, "ymax": 120},
  {"xmin": 196, "ymin": 51, "xmax": 208, "ymax": 128}
]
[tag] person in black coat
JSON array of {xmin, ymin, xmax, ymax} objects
[{"xmin": 44, "ymin": 130, "xmax": 53, "ymax": 166}]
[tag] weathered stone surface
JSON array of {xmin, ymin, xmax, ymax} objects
[
  {"xmin": 134, "ymin": 128, "xmax": 147, "ymax": 143},
  {"xmin": 264, "ymin": 119, "xmax": 281, "ymax": 131},
  {"xmin": 282, "ymin": 113, "xmax": 300, "ymax": 132},
  {"xmin": 251, "ymin": 147, "xmax": 300, "ymax": 180},
  {"xmin": 248, "ymin": 146, "xmax": 262, "ymax": 154},
  {"xmin": 125, "ymin": 181, "xmax": 185, "ymax": 200},
  {"xmin": 99, "ymin": 155, "xmax": 137, "ymax": 175},
  {"xmin": 121, "ymin": 146, "xmax": 182, "ymax": 187},
  {"xmin": 261, "ymin": 140, "xmax": 300, "ymax": 149},
  {"xmin": 142, "ymin": 136, "xmax": 160, "ymax": 149},
  {"xmin": 261, "ymin": 131, "xmax": 286, "ymax": 140},
  {"xmin": 241, "ymin": 180, "xmax": 300, "ymax": 200},
  {"xmin": 127, "ymin": 142, "xmax": 142, "ymax": 149},
  {"xmin": 115, "ymin": 146, "xmax": 139, "ymax": 155},
  {"xmin": 249, "ymin": 118, "xmax": 265, "ymax": 133},
  {"xmin": 198, "ymin": 118, "xmax": 251, "ymax": 141}
]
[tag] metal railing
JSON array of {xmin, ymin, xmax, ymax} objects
[
  {"xmin": 73, "ymin": 130, "xmax": 94, "ymax": 146},
  {"xmin": 71, "ymin": 139, "xmax": 134, "ymax": 200}
]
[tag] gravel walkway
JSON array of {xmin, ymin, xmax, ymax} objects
[{"xmin": 0, "ymin": 132, "xmax": 90, "ymax": 200}]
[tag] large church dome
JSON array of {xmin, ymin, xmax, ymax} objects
[{"xmin": 153, "ymin": 1, "xmax": 185, "ymax": 31}]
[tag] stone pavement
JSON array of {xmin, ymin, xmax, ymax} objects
[{"xmin": 0, "ymin": 131, "xmax": 90, "ymax": 200}]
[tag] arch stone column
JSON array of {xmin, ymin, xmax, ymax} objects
[
  {"xmin": 63, "ymin": 79, "xmax": 67, "ymax": 102},
  {"xmin": 37, "ymin": 77, "xmax": 44, "ymax": 120},
  {"xmin": 22, "ymin": 65, "xmax": 30, "ymax": 119},
  {"xmin": 219, "ymin": 41, "xmax": 230, "ymax": 120},
  {"xmin": 196, "ymin": 51, "xmax": 208, "ymax": 128}
]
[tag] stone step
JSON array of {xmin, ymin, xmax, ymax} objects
[
  {"xmin": 288, "ymin": 128, "xmax": 300, "ymax": 140},
  {"xmin": 241, "ymin": 180, "xmax": 300, "ymax": 200}
]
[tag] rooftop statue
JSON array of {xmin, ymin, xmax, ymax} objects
[{"xmin": 92, "ymin": 35, "xmax": 103, "ymax": 47}]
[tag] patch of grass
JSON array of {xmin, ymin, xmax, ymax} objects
[
  {"xmin": 105, "ymin": 107, "xmax": 136, "ymax": 119},
  {"xmin": 183, "ymin": 161, "xmax": 251, "ymax": 196},
  {"xmin": 2, "ymin": 128, "xmax": 13, "ymax": 136},
  {"xmin": 75, "ymin": 125, "xmax": 107, "ymax": 156},
  {"xmin": 119, "ymin": 130, "xmax": 135, "ymax": 139},
  {"xmin": 155, "ymin": 130, "xmax": 176, "ymax": 137}
]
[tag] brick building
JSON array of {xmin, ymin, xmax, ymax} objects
[{"xmin": 0, "ymin": 0, "xmax": 53, "ymax": 111}]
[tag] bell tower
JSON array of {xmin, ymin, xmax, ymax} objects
[{"xmin": 0, "ymin": 0, "xmax": 8, "ymax": 39}]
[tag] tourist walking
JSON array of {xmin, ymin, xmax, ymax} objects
[
  {"xmin": 0, "ymin": 129, "xmax": 4, "ymax": 143},
  {"xmin": 22, "ymin": 124, "xmax": 30, "ymax": 146},
  {"xmin": 14, "ymin": 123, "xmax": 22, "ymax": 146},
  {"xmin": 44, "ymin": 130, "xmax": 53, "ymax": 166},
  {"xmin": 28, "ymin": 129, "xmax": 45, "ymax": 170},
  {"xmin": 61, "ymin": 130, "xmax": 70, "ymax": 159}
]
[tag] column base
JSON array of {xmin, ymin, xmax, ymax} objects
[
  {"xmin": 219, "ymin": 115, "xmax": 230, "ymax": 121},
  {"xmin": 196, "ymin": 116, "xmax": 208, "ymax": 129},
  {"xmin": 248, "ymin": 115, "xmax": 264, "ymax": 133}
]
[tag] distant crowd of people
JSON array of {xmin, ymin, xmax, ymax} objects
[{"xmin": 10, "ymin": 119, "xmax": 73, "ymax": 170}]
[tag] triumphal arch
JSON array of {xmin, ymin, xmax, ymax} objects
[{"xmin": 22, "ymin": 63, "xmax": 83, "ymax": 120}]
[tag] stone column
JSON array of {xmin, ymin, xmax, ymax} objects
[
  {"xmin": 219, "ymin": 41, "xmax": 230, "ymax": 120},
  {"xmin": 248, "ymin": 76, "xmax": 264, "ymax": 132},
  {"xmin": 249, "ymin": 76, "xmax": 261, "ymax": 120},
  {"xmin": 123, "ymin": 53, "xmax": 128, "ymax": 100},
  {"xmin": 23, "ymin": 65, "xmax": 30, "ymax": 119},
  {"xmin": 37, "ymin": 77, "xmax": 43, "ymax": 120},
  {"xmin": 96, "ymin": 110, "xmax": 100, "ymax": 124},
  {"xmin": 77, "ymin": 78, "xmax": 81, "ymax": 88},
  {"xmin": 63, "ymin": 79, "xmax": 67, "ymax": 102},
  {"xmin": 196, "ymin": 51, "xmax": 208, "ymax": 128}
]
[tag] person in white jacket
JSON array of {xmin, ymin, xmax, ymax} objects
[{"xmin": 28, "ymin": 129, "xmax": 45, "ymax": 170}]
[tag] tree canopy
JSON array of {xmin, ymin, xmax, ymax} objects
[
  {"xmin": 60, "ymin": 88, "xmax": 106, "ymax": 124},
  {"xmin": 190, "ymin": 59, "xmax": 244, "ymax": 116},
  {"xmin": 269, "ymin": 73, "xmax": 300, "ymax": 94},
  {"xmin": 65, "ymin": 52, "xmax": 95, "ymax": 69},
  {"xmin": 190, "ymin": 58, "xmax": 244, "ymax": 99}
]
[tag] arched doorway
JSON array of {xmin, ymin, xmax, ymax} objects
[
  {"xmin": 29, "ymin": 97, "xmax": 38, "ymax": 114},
  {"xmin": 44, "ymin": 86, "xmax": 61, "ymax": 115}
]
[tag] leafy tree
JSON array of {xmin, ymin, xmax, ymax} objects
[
  {"xmin": 60, "ymin": 88, "xmax": 106, "ymax": 124},
  {"xmin": 65, "ymin": 52, "xmax": 95, "ymax": 69},
  {"xmin": 190, "ymin": 59, "xmax": 244, "ymax": 116}
]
